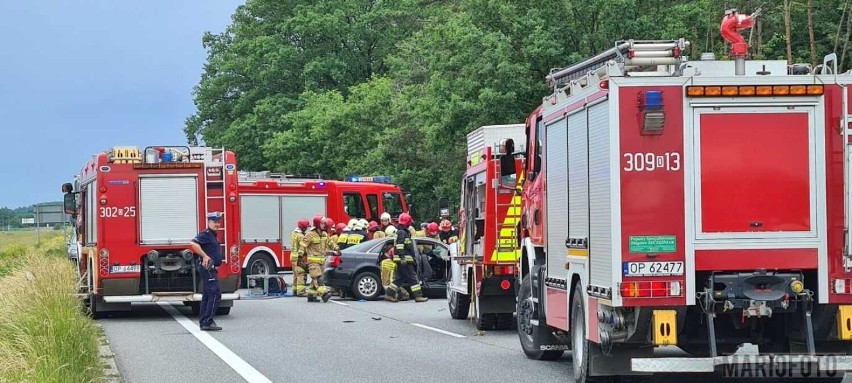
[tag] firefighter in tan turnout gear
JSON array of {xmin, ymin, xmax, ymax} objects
[
  {"xmin": 290, "ymin": 218, "xmax": 310, "ymax": 297},
  {"xmin": 385, "ymin": 213, "xmax": 427, "ymax": 303},
  {"xmin": 300, "ymin": 215, "xmax": 332, "ymax": 302}
]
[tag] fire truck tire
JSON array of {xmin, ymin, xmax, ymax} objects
[
  {"xmin": 495, "ymin": 313, "xmax": 514, "ymax": 330},
  {"xmin": 351, "ymin": 271, "xmax": 382, "ymax": 301},
  {"xmin": 242, "ymin": 252, "xmax": 276, "ymax": 285},
  {"xmin": 88, "ymin": 294, "xmax": 106, "ymax": 320},
  {"xmin": 475, "ymin": 296, "xmax": 496, "ymax": 330},
  {"xmin": 447, "ymin": 285, "xmax": 470, "ymax": 320},
  {"xmin": 571, "ymin": 282, "xmax": 594, "ymax": 383},
  {"xmin": 216, "ymin": 306, "xmax": 231, "ymax": 316},
  {"xmin": 517, "ymin": 274, "xmax": 564, "ymax": 360}
]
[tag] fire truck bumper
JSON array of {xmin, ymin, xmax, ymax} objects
[
  {"xmin": 631, "ymin": 354, "xmax": 852, "ymax": 373},
  {"xmin": 102, "ymin": 293, "xmax": 241, "ymax": 303}
]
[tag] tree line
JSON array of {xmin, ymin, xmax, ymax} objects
[{"xmin": 186, "ymin": 0, "xmax": 848, "ymax": 220}]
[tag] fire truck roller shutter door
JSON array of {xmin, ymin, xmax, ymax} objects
[
  {"xmin": 544, "ymin": 117, "xmax": 569, "ymax": 278},
  {"xmin": 139, "ymin": 176, "xmax": 198, "ymax": 244},
  {"xmin": 587, "ymin": 101, "xmax": 613, "ymax": 288},
  {"xmin": 240, "ymin": 195, "xmax": 281, "ymax": 243}
]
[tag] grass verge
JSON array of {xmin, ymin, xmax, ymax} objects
[{"xmin": 0, "ymin": 231, "xmax": 102, "ymax": 382}]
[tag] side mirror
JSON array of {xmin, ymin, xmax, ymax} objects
[
  {"xmin": 61, "ymin": 182, "xmax": 74, "ymax": 193},
  {"xmin": 63, "ymin": 193, "xmax": 76, "ymax": 215},
  {"xmin": 405, "ymin": 193, "xmax": 413, "ymax": 206}
]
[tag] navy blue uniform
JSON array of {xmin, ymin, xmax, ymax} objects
[{"xmin": 192, "ymin": 228, "xmax": 221, "ymax": 327}]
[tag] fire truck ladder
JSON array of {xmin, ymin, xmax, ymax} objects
[
  {"xmin": 204, "ymin": 148, "xmax": 228, "ymax": 269},
  {"xmin": 492, "ymin": 155, "xmax": 521, "ymax": 262},
  {"xmin": 546, "ymin": 39, "xmax": 689, "ymax": 88}
]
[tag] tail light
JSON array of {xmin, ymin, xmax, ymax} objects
[
  {"xmin": 327, "ymin": 255, "xmax": 341, "ymax": 268},
  {"xmin": 619, "ymin": 280, "xmax": 682, "ymax": 298},
  {"xmin": 493, "ymin": 265, "xmax": 515, "ymax": 276}
]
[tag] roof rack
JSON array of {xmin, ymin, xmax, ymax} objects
[
  {"xmin": 238, "ymin": 171, "xmax": 324, "ymax": 182},
  {"xmin": 547, "ymin": 39, "xmax": 690, "ymax": 88}
]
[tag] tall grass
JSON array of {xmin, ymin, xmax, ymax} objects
[{"xmin": 0, "ymin": 231, "xmax": 102, "ymax": 382}]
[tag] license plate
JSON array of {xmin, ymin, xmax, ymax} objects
[
  {"xmin": 623, "ymin": 261, "xmax": 684, "ymax": 276},
  {"xmin": 110, "ymin": 265, "xmax": 141, "ymax": 273}
]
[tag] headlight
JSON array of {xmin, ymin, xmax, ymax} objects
[{"xmin": 147, "ymin": 250, "xmax": 159, "ymax": 262}]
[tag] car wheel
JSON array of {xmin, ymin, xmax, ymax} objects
[
  {"xmin": 351, "ymin": 271, "xmax": 382, "ymax": 301},
  {"xmin": 448, "ymin": 284, "xmax": 470, "ymax": 319}
]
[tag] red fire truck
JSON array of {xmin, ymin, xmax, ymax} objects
[
  {"xmin": 237, "ymin": 172, "xmax": 410, "ymax": 279},
  {"xmin": 62, "ymin": 146, "xmax": 241, "ymax": 318},
  {"xmin": 447, "ymin": 124, "xmax": 526, "ymax": 330},
  {"xmin": 513, "ymin": 14, "xmax": 852, "ymax": 383}
]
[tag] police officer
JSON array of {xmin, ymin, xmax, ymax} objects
[
  {"xmin": 290, "ymin": 218, "xmax": 310, "ymax": 297},
  {"xmin": 300, "ymin": 215, "xmax": 331, "ymax": 302},
  {"xmin": 385, "ymin": 213, "xmax": 428, "ymax": 303},
  {"xmin": 190, "ymin": 212, "xmax": 224, "ymax": 331}
]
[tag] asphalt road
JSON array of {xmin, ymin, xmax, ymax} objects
[{"xmin": 98, "ymin": 278, "xmax": 852, "ymax": 383}]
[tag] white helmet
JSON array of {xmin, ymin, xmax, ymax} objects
[
  {"xmin": 347, "ymin": 219, "xmax": 358, "ymax": 230},
  {"xmin": 380, "ymin": 212, "xmax": 391, "ymax": 222},
  {"xmin": 384, "ymin": 225, "xmax": 397, "ymax": 236},
  {"xmin": 358, "ymin": 219, "xmax": 369, "ymax": 230}
]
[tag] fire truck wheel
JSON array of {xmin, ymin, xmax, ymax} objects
[
  {"xmin": 447, "ymin": 285, "xmax": 470, "ymax": 319},
  {"xmin": 495, "ymin": 313, "xmax": 514, "ymax": 330},
  {"xmin": 87, "ymin": 294, "xmax": 106, "ymax": 320},
  {"xmin": 571, "ymin": 282, "xmax": 603, "ymax": 383},
  {"xmin": 216, "ymin": 306, "xmax": 231, "ymax": 316},
  {"xmin": 243, "ymin": 252, "xmax": 276, "ymax": 285},
  {"xmin": 475, "ymin": 296, "xmax": 496, "ymax": 330},
  {"xmin": 517, "ymin": 274, "xmax": 564, "ymax": 360},
  {"xmin": 351, "ymin": 271, "xmax": 382, "ymax": 301}
]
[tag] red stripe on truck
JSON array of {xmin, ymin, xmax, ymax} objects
[{"xmin": 695, "ymin": 248, "xmax": 818, "ymax": 271}]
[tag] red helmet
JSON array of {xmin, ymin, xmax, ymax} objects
[
  {"xmin": 336, "ymin": 223, "xmax": 347, "ymax": 234},
  {"xmin": 398, "ymin": 213, "xmax": 413, "ymax": 226},
  {"xmin": 368, "ymin": 221, "xmax": 379, "ymax": 231},
  {"xmin": 440, "ymin": 219, "xmax": 452, "ymax": 231},
  {"xmin": 427, "ymin": 222, "xmax": 439, "ymax": 235},
  {"xmin": 313, "ymin": 215, "xmax": 325, "ymax": 228},
  {"xmin": 297, "ymin": 219, "xmax": 310, "ymax": 231},
  {"xmin": 324, "ymin": 218, "xmax": 336, "ymax": 232}
]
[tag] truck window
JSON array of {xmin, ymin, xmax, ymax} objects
[
  {"xmin": 383, "ymin": 192, "xmax": 403, "ymax": 217},
  {"xmin": 366, "ymin": 194, "xmax": 379, "ymax": 221},
  {"xmin": 533, "ymin": 118, "xmax": 543, "ymax": 174},
  {"xmin": 343, "ymin": 192, "xmax": 366, "ymax": 218}
]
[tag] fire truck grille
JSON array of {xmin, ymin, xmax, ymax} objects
[{"xmin": 144, "ymin": 273, "xmax": 195, "ymax": 293}]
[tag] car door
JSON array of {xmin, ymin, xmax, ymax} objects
[{"xmin": 413, "ymin": 239, "xmax": 449, "ymax": 285}]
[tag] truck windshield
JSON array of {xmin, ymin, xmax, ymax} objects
[{"xmin": 383, "ymin": 192, "xmax": 403, "ymax": 216}]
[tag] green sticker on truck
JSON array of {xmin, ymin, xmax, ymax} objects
[{"xmin": 629, "ymin": 235, "xmax": 676, "ymax": 253}]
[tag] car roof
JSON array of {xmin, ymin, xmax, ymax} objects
[{"xmin": 341, "ymin": 236, "xmax": 444, "ymax": 254}]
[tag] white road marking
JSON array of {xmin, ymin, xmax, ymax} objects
[
  {"xmin": 159, "ymin": 302, "xmax": 273, "ymax": 383},
  {"xmin": 329, "ymin": 300, "xmax": 349, "ymax": 306},
  {"xmin": 411, "ymin": 323, "xmax": 466, "ymax": 338}
]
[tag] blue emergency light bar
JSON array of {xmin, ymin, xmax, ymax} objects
[{"xmin": 347, "ymin": 176, "xmax": 392, "ymax": 184}]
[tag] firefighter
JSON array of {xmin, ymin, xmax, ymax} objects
[
  {"xmin": 414, "ymin": 222, "xmax": 428, "ymax": 237},
  {"xmin": 337, "ymin": 219, "xmax": 356, "ymax": 249},
  {"xmin": 299, "ymin": 215, "xmax": 331, "ymax": 302},
  {"xmin": 289, "ymin": 218, "xmax": 310, "ymax": 297},
  {"xmin": 385, "ymin": 213, "xmax": 428, "ymax": 303},
  {"xmin": 325, "ymin": 218, "xmax": 339, "ymax": 253},
  {"xmin": 367, "ymin": 221, "xmax": 381, "ymax": 240},
  {"xmin": 379, "ymin": 212, "xmax": 393, "ymax": 232},
  {"xmin": 343, "ymin": 220, "xmax": 369, "ymax": 249},
  {"xmin": 425, "ymin": 222, "xmax": 440, "ymax": 240},
  {"xmin": 379, "ymin": 226, "xmax": 409, "ymax": 301},
  {"xmin": 438, "ymin": 219, "xmax": 459, "ymax": 245},
  {"xmin": 189, "ymin": 212, "xmax": 224, "ymax": 331}
]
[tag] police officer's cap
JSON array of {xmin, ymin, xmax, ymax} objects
[{"xmin": 207, "ymin": 212, "xmax": 223, "ymax": 221}]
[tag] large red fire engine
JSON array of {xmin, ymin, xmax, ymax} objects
[
  {"xmin": 62, "ymin": 146, "xmax": 241, "ymax": 318},
  {"xmin": 237, "ymin": 172, "xmax": 410, "ymax": 279},
  {"xmin": 513, "ymin": 11, "xmax": 852, "ymax": 382},
  {"xmin": 448, "ymin": 124, "xmax": 526, "ymax": 330}
]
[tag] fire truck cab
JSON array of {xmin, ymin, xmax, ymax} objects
[
  {"xmin": 62, "ymin": 146, "xmax": 241, "ymax": 318},
  {"xmin": 448, "ymin": 124, "xmax": 526, "ymax": 330},
  {"xmin": 514, "ymin": 31, "xmax": 852, "ymax": 382},
  {"xmin": 237, "ymin": 172, "xmax": 410, "ymax": 280}
]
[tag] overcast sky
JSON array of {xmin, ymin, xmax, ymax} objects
[{"xmin": 0, "ymin": 0, "xmax": 244, "ymax": 208}]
